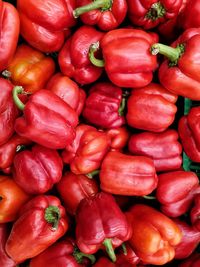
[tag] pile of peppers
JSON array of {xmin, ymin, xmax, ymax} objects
[{"xmin": 1, "ymin": 0, "xmax": 200, "ymax": 266}]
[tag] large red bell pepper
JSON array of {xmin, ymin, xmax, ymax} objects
[
  {"xmin": 179, "ymin": 252, "xmax": 200, "ymax": 267},
  {"xmin": 151, "ymin": 28, "xmax": 200, "ymax": 100},
  {"xmin": 156, "ymin": 171, "xmax": 200, "ymax": 217},
  {"xmin": 13, "ymin": 87, "xmax": 78, "ymax": 149},
  {"xmin": 128, "ymin": 129, "xmax": 182, "ymax": 172},
  {"xmin": 82, "ymin": 82, "xmax": 125, "ymax": 129},
  {"xmin": 0, "ymin": 224, "xmax": 15, "ymax": 267},
  {"xmin": 178, "ymin": 0, "xmax": 200, "ymax": 29},
  {"xmin": 76, "ymin": 192, "xmax": 132, "ymax": 262},
  {"xmin": 5, "ymin": 195, "xmax": 68, "ymax": 263},
  {"xmin": 73, "ymin": 0, "xmax": 127, "ymax": 31},
  {"xmin": 126, "ymin": 204, "xmax": 182, "ymax": 265},
  {"xmin": 126, "ymin": 83, "xmax": 178, "ymax": 132},
  {"xmin": 89, "ymin": 28, "xmax": 158, "ymax": 88},
  {"xmin": 17, "ymin": 0, "xmax": 76, "ymax": 52},
  {"xmin": 190, "ymin": 194, "xmax": 200, "ymax": 231},
  {"xmin": 58, "ymin": 25, "xmax": 104, "ymax": 85},
  {"xmin": 105, "ymin": 127, "xmax": 130, "ymax": 151},
  {"xmin": 0, "ymin": 0, "xmax": 19, "ymax": 72},
  {"xmin": 99, "ymin": 151, "xmax": 158, "ymax": 196}
]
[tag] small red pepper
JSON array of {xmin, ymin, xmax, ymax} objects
[
  {"xmin": 178, "ymin": 252, "xmax": 200, "ymax": 267},
  {"xmin": 116, "ymin": 242, "xmax": 140, "ymax": 266},
  {"xmin": 0, "ymin": 224, "xmax": 15, "ymax": 267},
  {"xmin": 105, "ymin": 127, "xmax": 130, "ymax": 151},
  {"xmin": 93, "ymin": 256, "xmax": 136, "ymax": 267},
  {"xmin": 190, "ymin": 194, "xmax": 200, "ymax": 232}
]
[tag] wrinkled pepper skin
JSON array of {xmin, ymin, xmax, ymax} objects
[
  {"xmin": 126, "ymin": 83, "xmax": 177, "ymax": 132},
  {"xmin": 190, "ymin": 194, "xmax": 200, "ymax": 231},
  {"xmin": 0, "ymin": 0, "xmax": 20, "ymax": 72},
  {"xmin": 62, "ymin": 124, "xmax": 110, "ymax": 174},
  {"xmin": 128, "ymin": 129, "xmax": 182, "ymax": 172},
  {"xmin": 105, "ymin": 127, "xmax": 130, "ymax": 151},
  {"xmin": 5, "ymin": 195, "xmax": 68, "ymax": 264},
  {"xmin": 156, "ymin": 171, "xmax": 200, "ymax": 217},
  {"xmin": 74, "ymin": 0, "xmax": 127, "ymax": 31},
  {"xmin": 0, "ymin": 224, "xmax": 15, "ymax": 267},
  {"xmin": 56, "ymin": 171, "xmax": 99, "ymax": 215},
  {"xmin": 58, "ymin": 25, "xmax": 104, "ymax": 85},
  {"xmin": 76, "ymin": 192, "xmax": 132, "ymax": 262},
  {"xmin": 0, "ymin": 175, "xmax": 30, "ymax": 223},
  {"xmin": 126, "ymin": 204, "xmax": 182, "ymax": 265},
  {"xmin": 82, "ymin": 82, "xmax": 125, "ymax": 129},
  {"xmin": 14, "ymin": 88, "xmax": 78, "ymax": 149},
  {"xmin": 13, "ymin": 144, "xmax": 63, "ymax": 194},
  {"xmin": 17, "ymin": 0, "xmax": 76, "ymax": 52},
  {"xmin": 6, "ymin": 44, "xmax": 55, "ymax": 93},
  {"xmin": 127, "ymin": 0, "xmax": 182, "ymax": 30},
  {"xmin": 99, "ymin": 151, "xmax": 158, "ymax": 196},
  {"xmin": 179, "ymin": 253, "xmax": 200, "ymax": 267}
]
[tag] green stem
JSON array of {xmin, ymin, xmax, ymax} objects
[
  {"xmin": 103, "ymin": 238, "xmax": 116, "ymax": 262},
  {"xmin": 143, "ymin": 195, "xmax": 156, "ymax": 200},
  {"xmin": 122, "ymin": 243, "xmax": 127, "ymax": 255},
  {"xmin": 146, "ymin": 2, "xmax": 166, "ymax": 21},
  {"xmin": 73, "ymin": 0, "xmax": 113, "ymax": 18},
  {"xmin": 118, "ymin": 98, "xmax": 126, "ymax": 116},
  {"xmin": 2, "ymin": 70, "xmax": 11, "ymax": 78},
  {"xmin": 86, "ymin": 170, "xmax": 100, "ymax": 179},
  {"xmin": 12, "ymin": 86, "xmax": 25, "ymax": 111},
  {"xmin": 45, "ymin": 206, "xmax": 61, "ymax": 230},
  {"xmin": 74, "ymin": 248, "xmax": 96, "ymax": 264},
  {"xmin": 89, "ymin": 42, "xmax": 105, "ymax": 68}
]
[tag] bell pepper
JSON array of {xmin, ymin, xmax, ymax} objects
[
  {"xmin": 73, "ymin": 0, "xmax": 127, "ymax": 31},
  {"xmin": 13, "ymin": 144, "xmax": 63, "ymax": 194},
  {"xmin": 156, "ymin": 171, "xmax": 200, "ymax": 217},
  {"xmin": 0, "ymin": 175, "xmax": 30, "ymax": 223},
  {"xmin": 89, "ymin": 28, "xmax": 158, "ymax": 88},
  {"xmin": 126, "ymin": 204, "xmax": 182, "ymax": 265},
  {"xmin": 82, "ymin": 82, "xmax": 125, "ymax": 129},
  {"xmin": 126, "ymin": 83, "xmax": 178, "ymax": 132},
  {"xmin": 6, "ymin": 44, "xmax": 55, "ymax": 93},
  {"xmin": 190, "ymin": 194, "xmax": 200, "ymax": 231},
  {"xmin": 99, "ymin": 151, "xmax": 158, "ymax": 196},
  {"xmin": 58, "ymin": 25, "xmax": 105, "ymax": 85},
  {"xmin": 128, "ymin": 129, "xmax": 182, "ymax": 172},
  {"xmin": 116, "ymin": 242, "xmax": 140, "ymax": 266},
  {"xmin": 17, "ymin": 0, "xmax": 76, "ymax": 52},
  {"xmin": 46, "ymin": 72, "xmax": 86, "ymax": 115},
  {"xmin": 151, "ymin": 28, "xmax": 200, "ymax": 100},
  {"xmin": 62, "ymin": 124, "xmax": 110, "ymax": 174},
  {"xmin": 13, "ymin": 87, "xmax": 78, "ymax": 149},
  {"xmin": 56, "ymin": 171, "xmax": 99, "ymax": 215},
  {"xmin": 76, "ymin": 192, "xmax": 132, "ymax": 262},
  {"xmin": 5, "ymin": 195, "xmax": 68, "ymax": 263},
  {"xmin": 93, "ymin": 257, "xmax": 137, "ymax": 267},
  {"xmin": 179, "ymin": 252, "xmax": 200, "ymax": 267},
  {"xmin": 105, "ymin": 127, "xmax": 130, "ymax": 151},
  {"xmin": 0, "ymin": 224, "xmax": 15, "ymax": 267}
]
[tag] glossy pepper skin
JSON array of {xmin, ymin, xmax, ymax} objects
[
  {"xmin": 0, "ymin": 175, "xmax": 30, "ymax": 223},
  {"xmin": 13, "ymin": 144, "xmax": 63, "ymax": 194},
  {"xmin": 62, "ymin": 124, "xmax": 110, "ymax": 175},
  {"xmin": 93, "ymin": 257, "xmax": 136, "ymax": 267},
  {"xmin": 13, "ymin": 87, "xmax": 78, "ymax": 149},
  {"xmin": 76, "ymin": 192, "xmax": 132, "ymax": 262},
  {"xmin": 58, "ymin": 25, "xmax": 104, "ymax": 85},
  {"xmin": 126, "ymin": 83, "xmax": 177, "ymax": 132},
  {"xmin": 105, "ymin": 127, "xmax": 130, "ymax": 151},
  {"xmin": 99, "ymin": 151, "xmax": 158, "ymax": 196},
  {"xmin": 156, "ymin": 171, "xmax": 200, "ymax": 217},
  {"xmin": 73, "ymin": 0, "xmax": 127, "ymax": 31},
  {"xmin": 126, "ymin": 204, "xmax": 182, "ymax": 265},
  {"xmin": 190, "ymin": 194, "xmax": 200, "ymax": 231},
  {"xmin": 6, "ymin": 44, "xmax": 55, "ymax": 93},
  {"xmin": 82, "ymin": 82, "xmax": 125, "ymax": 129},
  {"xmin": 179, "ymin": 252, "xmax": 200, "ymax": 267},
  {"xmin": 151, "ymin": 28, "xmax": 200, "ymax": 100},
  {"xmin": 89, "ymin": 28, "xmax": 158, "ymax": 88},
  {"xmin": 5, "ymin": 195, "xmax": 68, "ymax": 264},
  {"xmin": 17, "ymin": 0, "xmax": 76, "ymax": 52},
  {"xmin": 56, "ymin": 171, "xmax": 99, "ymax": 215},
  {"xmin": 0, "ymin": 224, "xmax": 15, "ymax": 267}
]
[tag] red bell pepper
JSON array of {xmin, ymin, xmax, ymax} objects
[
  {"xmin": 13, "ymin": 144, "xmax": 63, "ymax": 194},
  {"xmin": 179, "ymin": 252, "xmax": 200, "ymax": 267},
  {"xmin": 0, "ymin": 224, "xmax": 15, "ymax": 267},
  {"xmin": 13, "ymin": 87, "xmax": 78, "ymax": 149},
  {"xmin": 89, "ymin": 28, "xmax": 158, "ymax": 88},
  {"xmin": 62, "ymin": 124, "xmax": 110, "ymax": 174},
  {"xmin": 82, "ymin": 82, "xmax": 125, "ymax": 129},
  {"xmin": 126, "ymin": 83, "xmax": 178, "ymax": 132},
  {"xmin": 190, "ymin": 194, "xmax": 200, "ymax": 231},
  {"xmin": 151, "ymin": 28, "xmax": 200, "ymax": 100},
  {"xmin": 6, "ymin": 44, "xmax": 55, "ymax": 93},
  {"xmin": 105, "ymin": 127, "xmax": 130, "ymax": 151},
  {"xmin": 156, "ymin": 171, "xmax": 200, "ymax": 217},
  {"xmin": 56, "ymin": 171, "xmax": 99, "ymax": 215},
  {"xmin": 0, "ymin": 175, "xmax": 30, "ymax": 223},
  {"xmin": 93, "ymin": 256, "xmax": 137, "ymax": 267},
  {"xmin": 46, "ymin": 72, "xmax": 86, "ymax": 116},
  {"xmin": 127, "ymin": 0, "xmax": 182, "ymax": 29},
  {"xmin": 129, "ymin": 129, "xmax": 182, "ymax": 172},
  {"xmin": 116, "ymin": 242, "xmax": 140, "ymax": 265},
  {"xmin": 76, "ymin": 192, "xmax": 132, "ymax": 262},
  {"xmin": 17, "ymin": 0, "xmax": 76, "ymax": 52},
  {"xmin": 126, "ymin": 204, "xmax": 182, "ymax": 265},
  {"xmin": 73, "ymin": 0, "xmax": 127, "ymax": 31},
  {"xmin": 58, "ymin": 25, "xmax": 104, "ymax": 85},
  {"xmin": 99, "ymin": 151, "xmax": 158, "ymax": 196},
  {"xmin": 5, "ymin": 195, "xmax": 68, "ymax": 263}
]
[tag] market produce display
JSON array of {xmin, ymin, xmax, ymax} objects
[{"xmin": 0, "ymin": 0, "xmax": 200, "ymax": 266}]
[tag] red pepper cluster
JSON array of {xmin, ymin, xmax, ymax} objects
[{"xmin": 1, "ymin": 0, "xmax": 200, "ymax": 266}]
